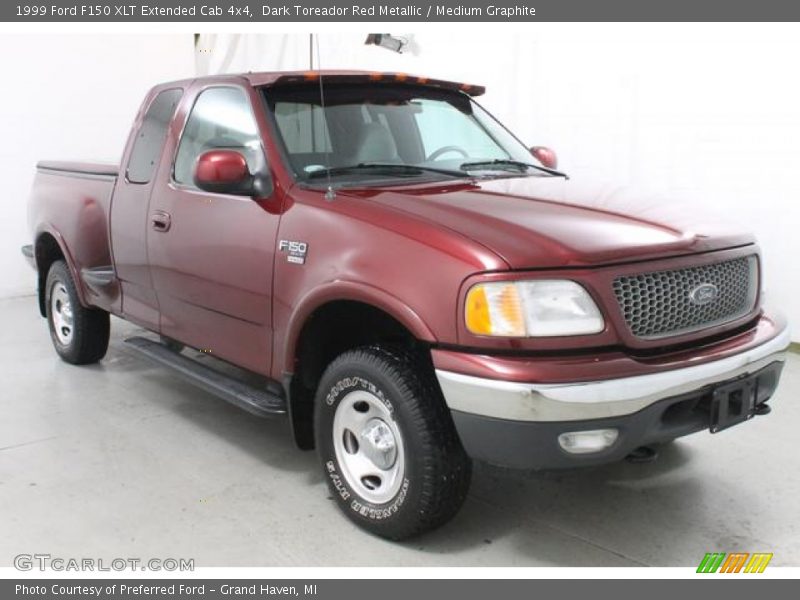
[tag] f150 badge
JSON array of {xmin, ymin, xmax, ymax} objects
[{"xmin": 279, "ymin": 240, "xmax": 308, "ymax": 264}]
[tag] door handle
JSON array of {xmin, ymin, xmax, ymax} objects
[{"xmin": 151, "ymin": 210, "xmax": 172, "ymax": 232}]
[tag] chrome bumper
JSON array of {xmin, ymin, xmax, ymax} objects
[{"xmin": 435, "ymin": 326, "xmax": 791, "ymax": 422}]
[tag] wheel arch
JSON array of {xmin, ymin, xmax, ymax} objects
[
  {"xmin": 34, "ymin": 227, "xmax": 88, "ymax": 317},
  {"xmin": 282, "ymin": 282, "xmax": 438, "ymax": 449}
]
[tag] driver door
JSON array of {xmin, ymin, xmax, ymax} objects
[{"xmin": 147, "ymin": 84, "xmax": 279, "ymax": 376}]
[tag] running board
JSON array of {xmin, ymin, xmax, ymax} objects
[{"xmin": 123, "ymin": 336, "xmax": 287, "ymax": 418}]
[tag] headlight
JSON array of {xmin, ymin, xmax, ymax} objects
[{"xmin": 465, "ymin": 280, "xmax": 605, "ymax": 337}]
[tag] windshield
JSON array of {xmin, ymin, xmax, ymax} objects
[{"xmin": 263, "ymin": 83, "xmax": 546, "ymax": 184}]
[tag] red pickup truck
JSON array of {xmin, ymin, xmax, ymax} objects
[{"xmin": 24, "ymin": 71, "xmax": 790, "ymax": 539}]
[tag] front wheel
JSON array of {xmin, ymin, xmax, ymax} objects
[
  {"xmin": 45, "ymin": 260, "xmax": 110, "ymax": 365},
  {"xmin": 314, "ymin": 345, "xmax": 471, "ymax": 540}
]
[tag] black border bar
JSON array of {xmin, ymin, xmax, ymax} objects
[{"xmin": 5, "ymin": 1, "xmax": 800, "ymax": 22}]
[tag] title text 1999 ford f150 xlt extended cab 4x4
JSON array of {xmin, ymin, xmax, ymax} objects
[{"xmin": 24, "ymin": 71, "xmax": 790, "ymax": 539}]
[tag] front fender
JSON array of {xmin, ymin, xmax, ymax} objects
[{"xmin": 280, "ymin": 279, "xmax": 437, "ymax": 375}]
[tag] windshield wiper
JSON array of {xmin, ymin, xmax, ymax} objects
[
  {"xmin": 306, "ymin": 162, "xmax": 465, "ymax": 179},
  {"xmin": 459, "ymin": 159, "xmax": 568, "ymax": 178}
]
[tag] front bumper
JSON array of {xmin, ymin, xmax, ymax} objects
[{"xmin": 435, "ymin": 321, "xmax": 790, "ymax": 469}]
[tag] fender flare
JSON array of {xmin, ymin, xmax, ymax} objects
[
  {"xmin": 34, "ymin": 225, "xmax": 90, "ymax": 314},
  {"xmin": 280, "ymin": 280, "xmax": 437, "ymax": 375}
]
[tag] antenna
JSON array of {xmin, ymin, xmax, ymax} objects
[{"xmin": 313, "ymin": 34, "xmax": 336, "ymax": 201}]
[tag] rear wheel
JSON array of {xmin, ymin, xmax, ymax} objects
[
  {"xmin": 45, "ymin": 260, "xmax": 110, "ymax": 365},
  {"xmin": 314, "ymin": 345, "xmax": 471, "ymax": 539}
]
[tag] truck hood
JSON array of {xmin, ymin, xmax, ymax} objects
[{"xmin": 341, "ymin": 176, "xmax": 755, "ymax": 269}]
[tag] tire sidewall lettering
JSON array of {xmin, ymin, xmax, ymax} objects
[
  {"xmin": 325, "ymin": 375, "xmax": 393, "ymax": 416},
  {"xmin": 349, "ymin": 478, "xmax": 409, "ymax": 520},
  {"xmin": 325, "ymin": 460, "xmax": 351, "ymax": 502}
]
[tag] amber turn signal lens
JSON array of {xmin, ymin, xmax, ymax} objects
[
  {"xmin": 465, "ymin": 283, "xmax": 525, "ymax": 336},
  {"xmin": 465, "ymin": 285, "xmax": 491, "ymax": 334}
]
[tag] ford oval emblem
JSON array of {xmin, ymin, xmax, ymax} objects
[{"xmin": 689, "ymin": 283, "xmax": 719, "ymax": 306}]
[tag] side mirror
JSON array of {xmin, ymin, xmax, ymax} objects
[
  {"xmin": 194, "ymin": 149, "xmax": 267, "ymax": 196},
  {"xmin": 530, "ymin": 146, "xmax": 558, "ymax": 170}
]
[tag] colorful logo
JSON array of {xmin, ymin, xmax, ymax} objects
[{"xmin": 697, "ymin": 552, "xmax": 773, "ymax": 573}]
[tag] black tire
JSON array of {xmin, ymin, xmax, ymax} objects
[
  {"xmin": 314, "ymin": 345, "xmax": 471, "ymax": 540},
  {"xmin": 45, "ymin": 260, "xmax": 110, "ymax": 365}
]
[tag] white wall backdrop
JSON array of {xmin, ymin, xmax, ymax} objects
[
  {"xmin": 0, "ymin": 34, "xmax": 195, "ymax": 299},
  {"xmin": 197, "ymin": 26, "xmax": 799, "ymax": 341},
  {"xmin": 2, "ymin": 29, "xmax": 797, "ymax": 341}
]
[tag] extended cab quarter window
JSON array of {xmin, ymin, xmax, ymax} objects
[
  {"xmin": 126, "ymin": 88, "xmax": 183, "ymax": 184},
  {"xmin": 173, "ymin": 87, "xmax": 262, "ymax": 187}
]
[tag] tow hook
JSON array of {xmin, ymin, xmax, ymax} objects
[
  {"xmin": 755, "ymin": 402, "xmax": 772, "ymax": 416},
  {"xmin": 625, "ymin": 445, "xmax": 658, "ymax": 464}
]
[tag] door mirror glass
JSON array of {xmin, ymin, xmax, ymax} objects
[
  {"xmin": 194, "ymin": 149, "xmax": 254, "ymax": 195},
  {"xmin": 530, "ymin": 146, "xmax": 558, "ymax": 169}
]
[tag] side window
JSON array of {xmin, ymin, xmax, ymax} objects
[
  {"xmin": 173, "ymin": 87, "xmax": 262, "ymax": 187},
  {"xmin": 126, "ymin": 88, "xmax": 182, "ymax": 184}
]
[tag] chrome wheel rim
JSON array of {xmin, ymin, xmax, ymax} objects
[
  {"xmin": 50, "ymin": 281, "xmax": 74, "ymax": 346},
  {"xmin": 332, "ymin": 390, "xmax": 405, "ymax": 504}
]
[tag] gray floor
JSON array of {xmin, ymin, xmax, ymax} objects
[{"xmin": 1, "ymin": 295, "xmax": 798, "ymax": 567}]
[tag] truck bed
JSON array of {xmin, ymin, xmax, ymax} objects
[
  {"xmin": 28, "ymin": 160, "xmax": 120, "ymax": 315},
  {"xmin": 37, "ymin": 160, "xmax": 119, "ymax": 178}
]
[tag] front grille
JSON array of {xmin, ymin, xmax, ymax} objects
[{"xmin": 612, "ymin": 255, "xmax": 758, "ymax": 339}]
